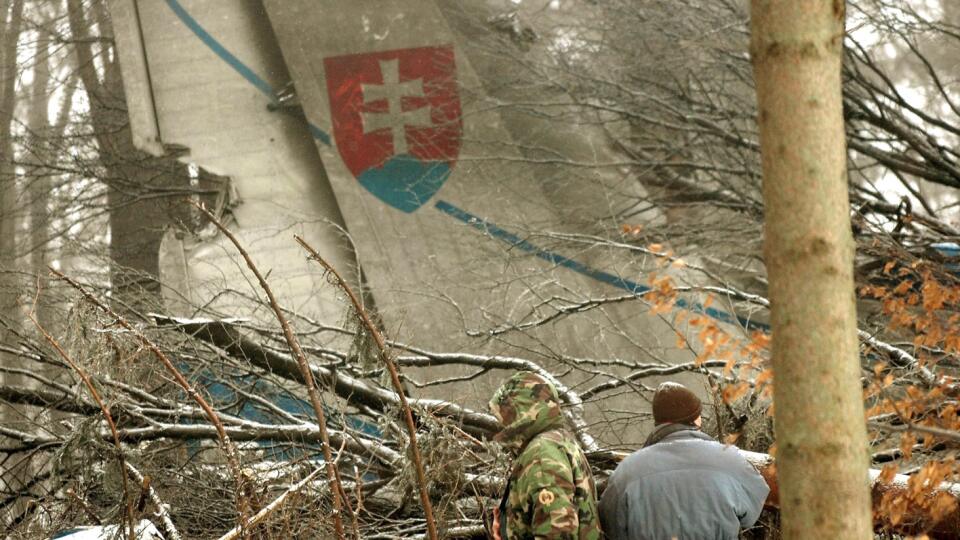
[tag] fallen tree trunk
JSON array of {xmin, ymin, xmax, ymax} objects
[{"xmin": 152, "ymin": 315, "xmax": 499, "ymax": 435}]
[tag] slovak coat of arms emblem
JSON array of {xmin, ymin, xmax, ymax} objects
[{"xmin": 324, "ymin": 45, "xmax": 462, "ymax": 212}]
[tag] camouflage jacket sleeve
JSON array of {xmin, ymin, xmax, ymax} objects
[{"xmin": 507, "ymin": 439, "xmax": 580, "ymax": 539}]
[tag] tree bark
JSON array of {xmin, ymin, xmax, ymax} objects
[
  {"xmin": 26, "ymin": 24, "xmax": 54, "ymax": 330},
  {"xmin": 0, "ymin": 1, "xmax": 28, "ymax": 521},
  {"xmin": 0, "ymin": 0, "xmax": 24, "ymax": 345},
  {"xmin": 750, "ymin": 1, "xmax": 873, "ymax": 538},
  {"xmin": 66, "ymin": 0, "xmax": 186, "ymax": 316}
]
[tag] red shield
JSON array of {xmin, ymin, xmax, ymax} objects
[{"xmin": 324, "ymin": 45, "xmax": 462, "ymax": 212}]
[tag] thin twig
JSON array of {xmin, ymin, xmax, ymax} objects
[
  {"xmin": 125, "ymin": 462, "xmax": 182, "ymax": 540},
  {"xmin": 49, "ymin": 268, "xmax": 252, "ymax": 538},
  {"xmin": 191, "ymin": 201, "xmax": 354, "ymax": 540},
  {"xmin": 66, "ymin": 488, "xmax": 102, "ymax": 525},
  {"xmin": 296, "ymin": 235, "xmax": 440, "ymax": 540},
  {"xmin": 867, "ymin": 421, "xmax": 960, "ymax": 444},
  {"xmin": 22, "ymin": 298, "xmax": 136, "ymax": 540},
  {"xmin": 134, "ymin": 475, "xmax": 150, "ymax": 513},
  {"xmin": 217, "ymin": 468, "xmax": 323, "ymax": 540}
]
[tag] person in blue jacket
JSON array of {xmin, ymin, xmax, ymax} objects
[{"xmin": 599, "ymin": 382, "xmax": 769, "ymax": 540}]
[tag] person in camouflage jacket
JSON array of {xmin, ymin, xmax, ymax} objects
[{"xmin": 489, "ymin": 372, "xmax": 603, "ymax": 540}]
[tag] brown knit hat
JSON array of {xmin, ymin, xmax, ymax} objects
[{"xmin": 652, "ymin": 382, "xmax": 702, "ymax": 425}]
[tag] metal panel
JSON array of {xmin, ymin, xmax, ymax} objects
[
  {"xmin": 258, "ymin": 1, "xmax": 613, "ymax": 342},
  {"xmin": 106, "ymin": 0, "xmax": 164, "ymax": 156},
  {"xmin": 108, "ymin": 0, "xmax": 360, "ymax": 326},
  {"xmin": 256, "ymin": 0, "xmax": 715, "ymax": 429},
  {"xmin": 111, "ymin": 0, "xmax": 763, "ymax": 444}
]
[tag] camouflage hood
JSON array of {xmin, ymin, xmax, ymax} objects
[
  {"xmin": 489, "ymin": 372, "xmax": 565, "ymax": 447},
  {"xmin": 491, "ymin": 373, "xmax": 603, "ymax": 540}
]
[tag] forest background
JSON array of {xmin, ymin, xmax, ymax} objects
[{"xmin": 1, "ymin": 0, "xmax": 960, "ymax": 538}]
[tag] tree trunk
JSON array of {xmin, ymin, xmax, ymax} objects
[
  {"xmin": 0, "ymin": 0, "xmax": 28, "ymax": 521},
  {"xmin": 67, "ymin": 0, "xmax": 185, "ymax": 316},
  {"xmin": 0, "ymin": 0, "xmax": 24, "ymax": 346},
  {"xmin": 750, "ymin": 1, "xmax": 872, "ymax": 538},
  {"xmin": 26, "ymin": 24, "xmax": 54, "ymax": 330}
]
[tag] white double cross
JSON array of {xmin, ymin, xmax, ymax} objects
[{"xmin": 361, "ymin": 59, "xmax": 432, "ymax": 155}]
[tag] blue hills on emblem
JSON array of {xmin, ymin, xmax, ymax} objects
[{"xmin": 358, "ymin": 154, "xmax": 451, "ymax": 213}]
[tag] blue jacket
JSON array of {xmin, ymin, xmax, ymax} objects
[{"xmin": 599, "ymin": 426, "xmax": 769, "ymax": 540}]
